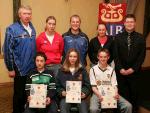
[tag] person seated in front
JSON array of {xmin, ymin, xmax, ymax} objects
[
  {"xmin": 89, "ymin": 48, "xmax": 132, "ymax": 113},
  {"xmin": 24, "ymin": 52, "xmax": 58, "ymax": 113},
  {"xmin": 56, "ymin": 48, "xmax": 91, "ymax": 113}
]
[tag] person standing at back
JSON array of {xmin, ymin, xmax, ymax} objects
[
  {"xmin": 88, "ymin": 23, "xmax": 114, "ymax": 67},
  {"xmin": 3, "ymin": 5, "xmax": 36, "ymax": 113},
  {"xmin": 114, "ymin": 14, "xmax": 146, "ymax": 112},
  {"xmin": 62, "ymin": 14, "xmax": 89, "ymax": 67},
  {"xmin": 36, "ymin": 16, "xmax": 64, "ymax": 77}
]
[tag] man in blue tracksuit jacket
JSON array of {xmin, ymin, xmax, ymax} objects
[
  {"xmin": 3, "ymin": 5, "xmax": 36, "ymax": 113},
  {"xmin": 62, "ymin": 14, "xmax": 89, "ymax": 66}
]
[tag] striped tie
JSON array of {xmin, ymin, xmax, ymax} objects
[{"xmin": 127, "ymin": 33, "xmax": 131, "ymax": 55}]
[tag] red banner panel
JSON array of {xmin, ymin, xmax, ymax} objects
[
  {"xmin": 99, "ymin": 3, "xmax": 126, "ymax": 24},
  {"xmin": 99, "ymin": 3, "xmax": 127, "ymax": 36}
]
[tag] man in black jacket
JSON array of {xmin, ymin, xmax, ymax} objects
[{"xmin": 114, "ymin": 14, "xmax": 146, "ymax": 112}]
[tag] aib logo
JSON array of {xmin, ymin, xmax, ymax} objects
[{"xmin": 99, "ymin": 3, "xmax": 127, "ymax": 36}]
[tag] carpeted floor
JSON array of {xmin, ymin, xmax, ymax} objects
[{"xmin": 0, "ymin": 85, "xmax": 13, "ymax": 113}]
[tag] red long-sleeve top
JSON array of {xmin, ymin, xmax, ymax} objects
[{"xmin": 36, "ymin": 32, "xmax": 64, "ymax": 64}]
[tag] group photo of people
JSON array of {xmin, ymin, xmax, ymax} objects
[{"xmin": 1, "ymin": 0, "xmax": 150, "ymax": 113}]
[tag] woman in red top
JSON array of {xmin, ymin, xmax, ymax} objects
[{"xmin": 36, "ymin": 16, "xmax": 64, "ymax": 77}]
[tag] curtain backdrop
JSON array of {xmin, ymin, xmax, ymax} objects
[{"xmin": 143, "ymin": 0, "xmax": 150, "ymax": 38}]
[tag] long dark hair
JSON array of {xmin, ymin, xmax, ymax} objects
[{"xmin": 62, "ymin": 48, "xmax": 82, "ymax": 72}]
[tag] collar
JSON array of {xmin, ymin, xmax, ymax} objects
[
  {"xmin": 18, "ymin": 20, "xmax": 33, "ymax": 30},
  {"xmin": 97, "ymin": 62, "xmax": 110, "ymax": 72},
  {"xmin": 67, "ymin": 28, "xmax": 82, "ymax": 36},
  {"xmin": 20, "ymin": 21, "xmax": 30, "ymax": 28},
  {"xmin": 32, "ymin": 68, "xmax": 46, "ymax": 73},
  {"xmin": 124, "ymin": 30, "xmax": 135, "ymax": 36},
  {"xmin": 22, "ymin": 23, "xmax": 30, "ymax": 29}
]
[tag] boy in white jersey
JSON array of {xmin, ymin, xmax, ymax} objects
[{"xmin": 89, "ymin": 48, "xmax": 132, "ymax": 113}]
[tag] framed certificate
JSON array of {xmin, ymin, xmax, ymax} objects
[
  {"xmin": 66, "ymin": 81, "xmax": 81, "ymax": 103},
  {"xmin": 98, "ymin": 85, "xmax": 117, "ymax": 109},
  {"xmin": 29, "ymin": 84, "xmax": 47, "ymax": 108}
]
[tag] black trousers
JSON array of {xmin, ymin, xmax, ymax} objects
[
  {"xmin": 23, "ymin": 101, "xmax": 58, "ymax": 113},
  {"xmin": 13, "ymin": 76, "xmax": 27, "ymax": 113},
  {"xmin": 116, "ymin": 73, "xmax": 139, "ymax": 111}
]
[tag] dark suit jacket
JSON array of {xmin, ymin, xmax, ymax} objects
[{"xmin": 114, "ymin": 31, "xmax": 146, "ymax": 73}]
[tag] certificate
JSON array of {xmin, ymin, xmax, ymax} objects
[
  {"xmin": 98, "ymin": 85, "xmax": 117, "ymax": 109},
  {"xmin": 66, "ymin": 81, "xmax": 81, "ymax": 103},
  {"xmin": 29, "ymin": 84, "xmax": 47, "ymax": 108}
]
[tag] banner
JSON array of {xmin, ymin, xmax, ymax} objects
[{"xmin": 99, "ymin": 3, "xmax": 127, "ymax": 36}]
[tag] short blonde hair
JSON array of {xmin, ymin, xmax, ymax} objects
[{"xmin": 18, "ymin": 5, "xmax": 32, "ymax": 14}]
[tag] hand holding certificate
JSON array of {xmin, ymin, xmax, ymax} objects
[
  {"xmin": 29, "ymin": 84, "xmax": 47, "ymax": 108},
  {"xmin": 66, "ymin": 81, "xmax": 81, "ymax": 103},
  {"xmin": 98, "ymin": 85, "xmax": 117, "ymax": 109}
]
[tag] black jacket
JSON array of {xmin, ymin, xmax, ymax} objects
[
  {"xmin": 88, "ymin": 36, "xmax": 114, "ymax": 65},
  {"xmin": 114, "ymin": 31, "xmax": 146, "ymax": 73},
  {"xmin": 56, "ymin": 67, "xmax": 91, "ymax": 99},
  {"xmin": 25, "ymin": 69, "xmax": 56, "ymax": 99}
]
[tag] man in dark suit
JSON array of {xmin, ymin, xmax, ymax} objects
[{"xmin": 114, "ymin": 14, "xmax": 146, "ymax": 112}]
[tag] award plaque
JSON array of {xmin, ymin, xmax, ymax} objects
[
  {"xmin": 98, "ymin": 85, "xmax": 117, "ymax": 108},
  {"xmin": 66, "ymin": 81, "xmax": 81, "ymax": 103},
  {"xmin": 29, "ymin": 84, "xmax": 47, "ymax": 108}
]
